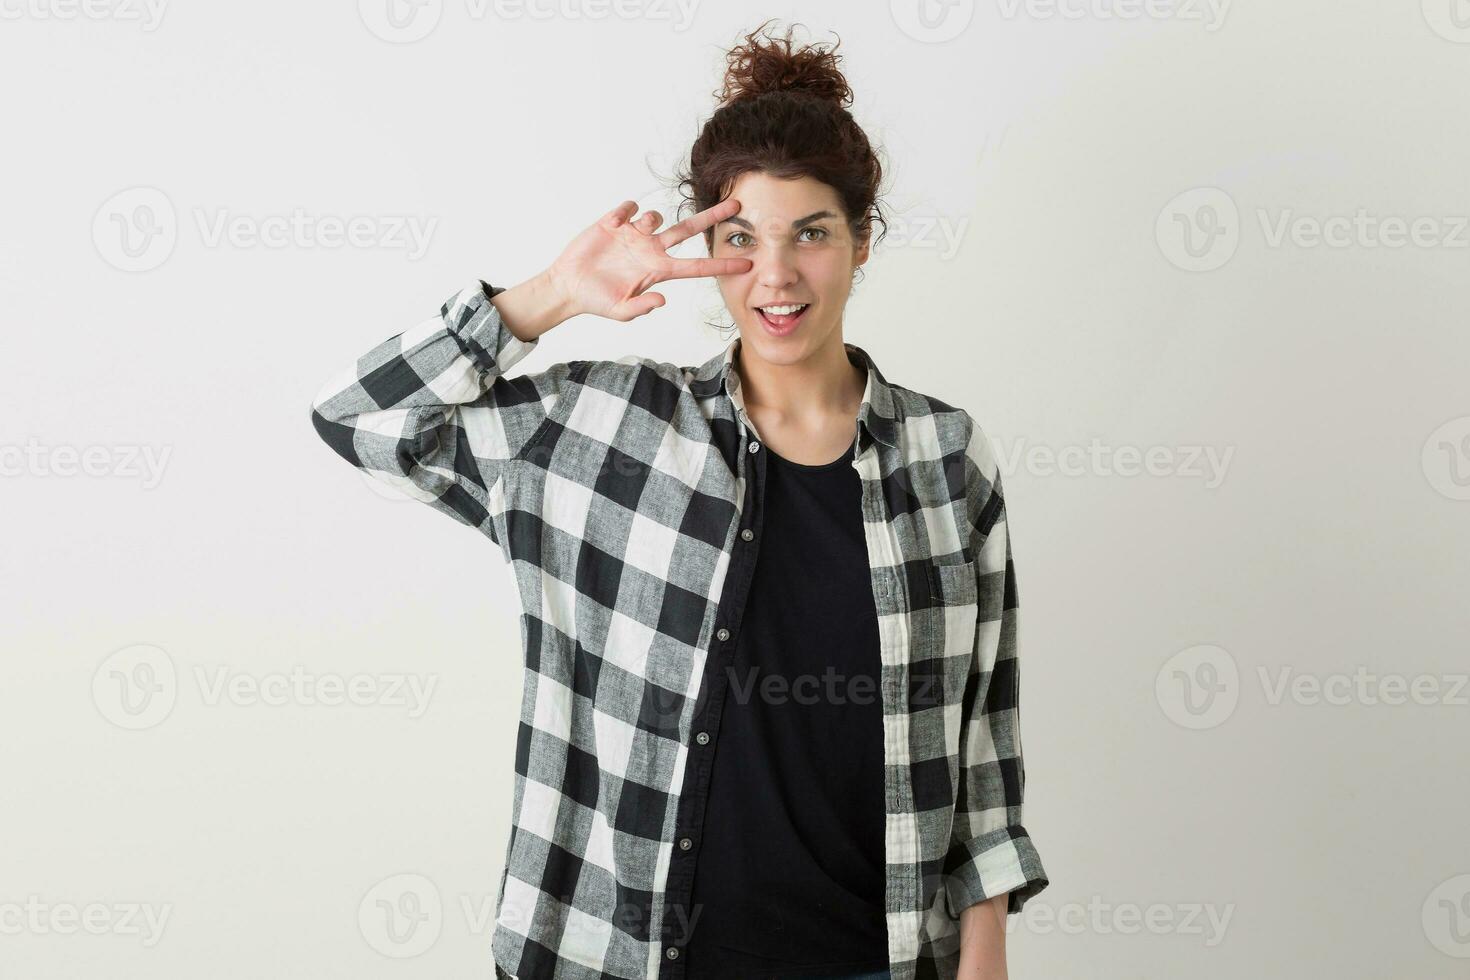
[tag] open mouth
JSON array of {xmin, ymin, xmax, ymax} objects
[{"xmin": 754, "ymin": 303, "xmax": 811, "ymax": 335}]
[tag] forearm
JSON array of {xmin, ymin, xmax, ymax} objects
[
  {"xmin": 489, "ymin": 267, "xmax": 576, "ymax": 342},
  {"xmin": 956, "ymin": 892, "xmax": 1009, "ymax": 980}
]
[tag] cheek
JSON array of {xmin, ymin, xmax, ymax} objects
[
  {"xmin": 716, "ymin": 276, "xmax": 743, "ymax": 306},
  {"xmin": 801, "ymin": 255, "xmax": 854, "ymax": 300}
]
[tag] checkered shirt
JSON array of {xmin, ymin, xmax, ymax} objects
[{"xmin": 309, "ymin": 280, "xmax": 1049, "ymax": 980}]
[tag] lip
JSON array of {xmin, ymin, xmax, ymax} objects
[{"xmin": 753, "ymin": 302, "xmax": 812, "ymax": 337}]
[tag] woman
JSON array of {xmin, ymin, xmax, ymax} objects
[{"xmin": 310, "ymin": 21, "xmax": 1048, "ymax": 980}]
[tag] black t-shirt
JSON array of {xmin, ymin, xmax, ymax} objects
[{"xmin": 682, "ymin": 432, "xmax": 890, "ymax": 980}]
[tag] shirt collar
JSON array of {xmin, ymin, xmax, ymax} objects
[{"xmin": 691, "ymin": 334, "xmax": 900, "ymax": 449}]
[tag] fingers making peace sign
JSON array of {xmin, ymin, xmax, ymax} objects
[{"xmin": 544, "ymin": 198, "xmax": 754, "ymax": 322}]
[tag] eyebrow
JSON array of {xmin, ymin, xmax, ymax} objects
[{"xmin": 719, "ymin": 209, "xmax": 838, "ymax": 232}]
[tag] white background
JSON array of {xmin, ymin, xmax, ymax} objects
[{"xmin": 3, "ymin": 1, "xmax": 1469, "ymax": 977}]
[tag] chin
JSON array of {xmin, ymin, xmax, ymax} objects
[{"xmin": 739, "ymin": 323, "xmax": 819, "ymax": 365}]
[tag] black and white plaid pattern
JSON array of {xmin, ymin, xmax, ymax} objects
[{"xmin": 310, "ymin": 280, "xmax": 1049, "ymax": 980}]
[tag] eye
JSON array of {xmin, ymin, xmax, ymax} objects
[
  {"xmin": 798, "ymin": 226, "xmax": 829, "ymax": 242},
  {"xmin": 725, "ymin": 231, "xmax": 753, "ymax": 248}
]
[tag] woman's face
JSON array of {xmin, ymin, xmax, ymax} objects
[{"xmin": 710, "ymin": 171, "xmax": 870, "ymax": 368}]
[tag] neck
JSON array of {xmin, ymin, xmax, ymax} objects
[{"xmin": 733, "ymin": 333, "xmax": 867, "ymax": 421}]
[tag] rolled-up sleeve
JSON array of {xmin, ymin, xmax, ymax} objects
[
  {"xmin": 942, "ymin": 417, "xmax": 1049, "ymax": 918},
  {"xmin": 309, "ymin": 279, "xmax": 577, "ymax": 542}
]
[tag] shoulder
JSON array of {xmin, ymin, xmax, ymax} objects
[
  {"xmin": 572, "ymin": 353, "xmax": 697, "ymax": 391},
  {"xmin": 530, "ymin": 353, "xmax": 702, "ymax": 419},
  {"xmin": 888, "ymin": 382, "xmax": 990, "ymax": 464},
  {"xmin": 890, "ymin": 382, "xmax": 1005, "ymax": 521}
]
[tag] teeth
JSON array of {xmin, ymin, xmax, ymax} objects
[{"xmin": 759, "ymin": 304, "xmax": 808, "ymax": 316}]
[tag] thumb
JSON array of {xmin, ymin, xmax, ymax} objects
[{"xmin": 619, "ymin": 291, "xmax": 665, "ymax": 320}]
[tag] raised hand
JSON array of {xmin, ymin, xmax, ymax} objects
[{"xmin": 544, "ymin": 198, "xmax": 754, "ymax": 322}]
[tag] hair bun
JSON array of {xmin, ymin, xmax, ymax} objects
[{"xmin": 716, "ymin": 20, "xmax": 852, "ymax": 109}]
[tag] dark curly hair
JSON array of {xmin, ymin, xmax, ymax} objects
[{"xmin": 673, "ymin": 19, "xmax": 889, "ymax": 267}]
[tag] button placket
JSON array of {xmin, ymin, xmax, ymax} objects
[{"xmin": 656, "ymin": 420, "xmax": 768, "ymax": 978}]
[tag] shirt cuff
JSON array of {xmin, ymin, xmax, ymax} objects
[
  {"xmin": 441, "ymin": 279, "xmax": 540, "ymax": 379},
  {"xmin": 944, "ymin": 824, "xmax": 1049, "ymax": 918}
]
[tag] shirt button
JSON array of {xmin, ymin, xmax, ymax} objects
[
  {"xmin": 679, "ymin": 837, "xmax": 693, "ymax": 850},
  {"xmin": 716, "ymin": 627, "xmax": 730, "ymax": 642},
  {"xmin": 748, "ymin": 441, "xmax": 761, "ymax": 453},
  {"xmin": 696, "ymin": 731, "xmax": 710, "ymax": 745},
  {"xmin": 666, "ymin": 947, "xmax": 680, "ymax": 960},
  {"xmin": 741, "ymin": 528, "xmax": 754, "ymax": 541}
]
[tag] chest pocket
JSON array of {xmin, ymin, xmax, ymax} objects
[
  {"xmin": 928, "ymin": 560, "xmax": 977, "ymax": 605},
  {"xmin": 926, "ymin": 559, "xmax": 979, "ymax": 660}
]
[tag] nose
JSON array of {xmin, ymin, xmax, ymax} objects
[{"xmin": 753, "ymin": 243, "xmax": 799, "ymax": 290}]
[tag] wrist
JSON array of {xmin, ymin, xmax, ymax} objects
[
  {"xmin": 492, "ymin": 268, "xmax": 576, "ymax": 342},
  {"xmin": 536, "ymin": 265, "xmax": 580, "ymax": 326}
]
